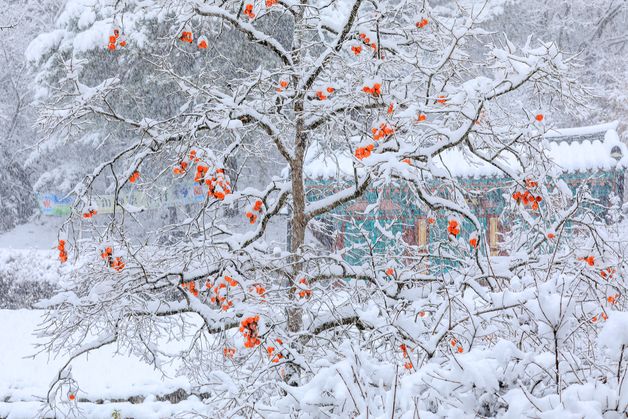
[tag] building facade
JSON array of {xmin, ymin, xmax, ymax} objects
[{"xmin": 306, "ymin": 122, "xmax": 626, "ymax": 265}]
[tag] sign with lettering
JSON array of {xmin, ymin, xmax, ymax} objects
[{"xmin": 37, "ymin": 184, "xmax": 206, "ymax": 216}]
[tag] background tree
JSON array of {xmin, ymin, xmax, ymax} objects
[
  {"xmin": 30, "ymin": 0, "xmax": 627, "ymax": 417},
  {"xmin": 0, "ymin": 0, "xmax": 61, "ymax": 231}
]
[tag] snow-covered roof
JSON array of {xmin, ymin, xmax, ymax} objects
[
  {"xmin": 303, "ymin": 142, "xmax": 357, "ymax": 180},
  {"xmin": 305, "ymin": 121, "xmax": 627, "ymax": 180},
  {"xmin": 545, "ymin": 121, "xmax": 627, "ymax": 174}
]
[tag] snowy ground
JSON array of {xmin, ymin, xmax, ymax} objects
[{"xmin": 0, "ymin": 217, "xmax": 61, "ymax": 250}]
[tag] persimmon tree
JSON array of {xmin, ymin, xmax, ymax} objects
[{"xmin": 31, "ymin": 0, "xmax": 627, "ymax": 417}]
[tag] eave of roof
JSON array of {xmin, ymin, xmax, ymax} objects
[{"xmin": 304, "ymin": 121, "xmax": 626, "ymax": 180}]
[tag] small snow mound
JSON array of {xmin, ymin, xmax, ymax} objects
[
  {"xmin": 598, "ymin": 311, "xmax": 628, "ymax": 353},
  {"xmin": 25, "ymin": 30, "xmax": 66, "ymax": 62}
]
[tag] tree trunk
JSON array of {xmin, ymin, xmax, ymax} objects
[
  {"xmin": 288, "ymin": 2, "xmax": 306, "ymax": 333},
  {"xmin": 288, "ymin": 145, "xmax": 306, "ymax": 334},
  {"xmin": 285, "ymin": 5, "xmax": 307, "ymax": 385}
]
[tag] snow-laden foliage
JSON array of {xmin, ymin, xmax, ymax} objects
[{"xmin": 30, "ymin": 0, "xmax": 627, "ymax": 417}]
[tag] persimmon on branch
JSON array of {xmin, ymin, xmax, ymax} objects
[{"xmin": 193, "ymin": 5, "xmax": 293, "ymax": 67}]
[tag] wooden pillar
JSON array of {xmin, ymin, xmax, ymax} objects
[{"xmin": 489, "ymin": 216, "xmax": 498, "ymax": 256}]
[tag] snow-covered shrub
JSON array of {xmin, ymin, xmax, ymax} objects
[{"xmin": 0, "ymin": 250, "xmax": 58, "ymax": 308}]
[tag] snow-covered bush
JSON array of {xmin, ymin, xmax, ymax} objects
[
  {"xmin": 0, "ymin": 250, "xmax": 58, "ymax": 309},
  {"xmin": 29, "ymin": 0, "xmax": 627, "ymax": 417}
]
